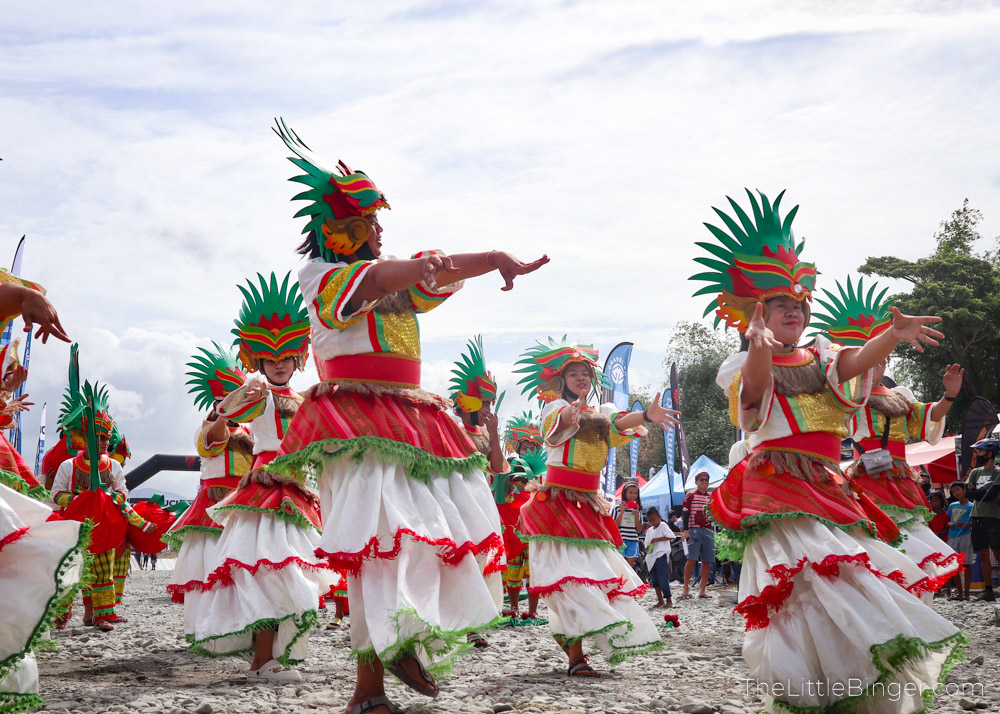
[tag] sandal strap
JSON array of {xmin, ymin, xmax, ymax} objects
[{"xmin": 346, "ymin": 695, "xmax": 403, "ymax": 714}]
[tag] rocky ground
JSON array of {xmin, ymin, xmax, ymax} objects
[{"xmin": 32, "ymin": 571, "xmax": 1000, "ymax": 714}]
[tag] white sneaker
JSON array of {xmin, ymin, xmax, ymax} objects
[{"xmin": 247, "ymin": 659, "xmax": 302, "ymax": 683}]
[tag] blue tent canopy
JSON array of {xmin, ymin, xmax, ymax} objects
[
  {"xmin": 640, "ymin": 465, "xmax": 685, "ymax": 513},
  {"xmin": 686, "ymin": 454, "xmax": 727, "ymax": 491}
]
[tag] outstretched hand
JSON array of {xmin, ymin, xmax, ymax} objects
[
  {"xmin": 942, "ymin": 364, "xmax": 964, "ymax": 396},
  {"xmin": 566, "ymin": 389, "xmax": 588, "ymax": 427},
  {"xmin": 491, "ymin": 252, "xmax": 549, "ymax": 291},
  {"xmin": 745, "ymin": 302, "xmax": 782, "ymax": 351},
  {"xmin": 20, "ymin": 289, "xmax": 70, "ymax": 344},
  {"xmin": 2, "ymin": 364, "xmax": 28, "ymax": 392},
  {"xmin": 3, "ymin": 394, "xmax": 34, "ymax": 415},
  {"xmin": 890, "ymin": 306, "xmax": 943, "ymax": 353},
  {"xmin": 422, "ymin": 253, "xmax": 459, "ymax": 291},
  {"xmin": 647, "ymin": 393, "xmax": 681, "ymax": 430}
]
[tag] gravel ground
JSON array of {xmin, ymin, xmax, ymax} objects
[{"xmin": 32, "ymin": 571, "xmax": 1000, "ymax": 714}]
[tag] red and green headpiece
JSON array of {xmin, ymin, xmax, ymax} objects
[
  {"xmin": 56, "ymin": 344, "xmax": 114, "ymax": 448},
  {"xmin": 448, "ymin": 336, "xmax": 501, "ymax": 413},
  {"xmin": 186, "ymin": 342, "xmax": 247, "ymax": 411},
  {"xmin": 109, "ymin": 423, "xmax": 131, "ymax": 465},
  {"xmin": 274, "ymin": 117, "xmax": 390, "ymax": 262},
  {"xmin": 504, "ymin": 411, "xmax": 543, "ymax": 453},
  {"xmin": 691, "ymin": 189, "xmax": 817, "ymax": 333},
  {"xmin": 809, "ymin": 276, "xmax": 892, "ymax": 347},
  {"xmin": 514, "ymin": 336, "xmax": 609, "ymax": 404},
  {"xmin": 232, "ymin": 272, "xmax": 310, "ymax": 372}
]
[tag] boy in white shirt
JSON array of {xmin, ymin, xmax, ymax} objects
[{"xmin": 644, "ymin": 507, "xmax": 676, "ymax": 607}]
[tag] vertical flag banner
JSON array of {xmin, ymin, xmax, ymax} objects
[
  {"xmin": 670, "ymin": 362, "xmax": 691, "ymax": 485},
  {"xmin": 33, "ymin": 402, "xmax": 46, "ymax": 476},
  {"xmin": 628, "ymin": 399, "xmax": 643, "ymax": 479},
  {"xmin": 662, "ymin": 375, "xmax": 676, "ymax": 478},
  {"xmin": 4, "ymin": 236, "xmax": 28, "ymax": 450},
  {"xmin": 961, "ymin": 396, "xmax": 999, "ymax": 478},
  {"xmin": 601, "ymin": 342, "xmax": 633, "ymax": 500}
]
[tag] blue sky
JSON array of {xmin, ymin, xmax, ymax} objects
[{"xmin": 2, "ymin": 1, "xmax": 999, "ymax": 497}]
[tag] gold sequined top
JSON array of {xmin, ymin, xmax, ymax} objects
[{"xmin": 542, "ymin": 400, "xmax": 641, "ymax": 475}]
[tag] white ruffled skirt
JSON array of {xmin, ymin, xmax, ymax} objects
[
  {"xmin": 188, "ymin": 508, "xmax": 332, "ymax": 664},
  {"xmin": 739, "ymin": 518, "xmax": 963, "ymax": 714},
  {"xmin": 528, "ymin": 540, "xmax": 662, "ymax": 664},
  {"xmin": 314, "ymin": 452, "xmax": 503, "ymax": 672},
  {"xmin": 1, "ymin": 483, "xmax": 86, "ymax": 713}
]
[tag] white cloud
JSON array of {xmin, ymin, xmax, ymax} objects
[{"xmin": 2, "ymin": 1, "xmax": 999, "ymax": 496}]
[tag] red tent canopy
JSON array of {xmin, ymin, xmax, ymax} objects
[
  {"xmin": 615, "ymin": 475, "xmax": 648, "ymax": 499},
  {"xmin": 906, "ymin": 435, "xmax": 958, "ymax": 488}
]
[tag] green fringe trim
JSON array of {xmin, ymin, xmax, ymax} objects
[
  {"xmin": 212, "ymin": 502, "xmax": 320, "ymax": 533},
  {"xmin": 769, "ymin": 631, "xmax": 967, "ymax": 714},
  {"xmin": 0, "ymin": 518, "xmax": 91, "ymax": 702},
  {"xmin": 267, "ymin": 436, "xmax": 488, "ymax": 484},
  {"xmin": 0, "ymin": 692, "xmax": 44, "ymax": 714},
  {"xmin": 500, "ymin": 615, "xmax": 549, "ymax": 627},
  {"xmin": 552, "ymin": 618, "xmax": 665, "ymax": 665},
  {"xmin": 349, "ymin": 609, "xmax": 506, "ymax": 679},
  {"xmin": 0, "ymin": 469, "xmax": 49, "ymax": 501},
  {"xmin": 161, "ymin": 525, "xmax": 221, "ymax": 551},
  {"xmin": 188, "ymin": 609, "xmax": 318, "ymax": 667},
  {"xmin": 514, "ymin": 529, "xmax": 626, "ymax": 554},
  {"xmin": 880, "ymin": 503, "xmax": 932, "ymax": 530},
  {"xmin": 705, "ymin": 503, "xmax": 880, "ymax": 562}
]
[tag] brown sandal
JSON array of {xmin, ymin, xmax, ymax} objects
[{"xmin": 568, "ymin": 658, "xmax": 599, "ymax": 677}]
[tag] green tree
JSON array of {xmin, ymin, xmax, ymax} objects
[
  {"xmin": 664, "ymin": 322, "xmax": 739, "ymax": 467},
  {"xmin": 859, "ymin": 200, "xmax": 1000, "ymax": 416}
]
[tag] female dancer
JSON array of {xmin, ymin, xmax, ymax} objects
[
  {"xmin": 190, "ymin": 272, "xmax": 334, "ymax": 681},
  {"xmin": 266, "ymin": 119, "xmax": 547, "ymax": 714},
  {"xmin": 514, "ymin": 338, "xmax": 678, "ymax": 675},
  {"xmin": 812, "ymin": 277, "xmax": 964, "ymax": 597},
  {"xmin": 694, "ymin": 190, "xmax": 964, "ymax": 713}
]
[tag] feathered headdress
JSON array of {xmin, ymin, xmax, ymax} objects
[
  {"xmin": 691, "ymin": 189, "xmax": 817, "ymax": 333},
  {"xmin": 510, "ymin": 446, "xmax": 548, "ymax": 481},
  {"xmin": 185, "ymin": 342, "xmax": 247, "ymax": 411},
  {"xmin": 274, "ymin": 117, "xmax": 390, "ymax": 262},
  {"xmin": 448, "ymin": 336, "xmax": 501, "ymax": 413},
  {"xmin": 504, "ymin": 411, "xmax": 543, "ymax": 453},
  {"xmin": 109, "ymin": 423, "xmax": 131, "ymax": 465},
  {"xmin": 514, "ymin": 336, "xmax": 609, "ymax": 404},
  {"xmin": 809, "ymin": 276, "xmax": 893, "ymax": 346},
  {"xmin": 231, "ymin": 272, "xmax": 310, "ymax": 371}
]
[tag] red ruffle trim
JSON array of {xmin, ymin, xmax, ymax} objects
[
  {"xmin": 166, "ymin": 579, "xmax": 207, "ymax": 603},
  {"xmin": 205, "ymin": 555, "xmax": 335, "ymax": 590},
  {"xmin": 735, "ymin": 552, "xmax": 945, "ymax": 631},
  {"xmin": 0, "ymin": 526, "xmax": 29, "ymax": 552},
  {"xmin": 315, "ymin": 528, "xmax": 504, "ymax": 576},
  {"xmin": 529, "ymin": 574, "xmax": 648, "ymax": 601},
  {"xmin": 917, "ymin": 550, "xmax": 965, "ymax": 574}
]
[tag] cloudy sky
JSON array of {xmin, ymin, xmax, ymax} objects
[{"xmin": 2, "ymin": 1, "xmax": 999, "ymax": 497}]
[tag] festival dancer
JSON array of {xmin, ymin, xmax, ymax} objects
[
  {"xmin": 0, "ymin": 342, "xmax": 46, "ymax": 499},
  {"xmin": 448, "ymin": 335, "xmax": 508, "ymax": 647},
  {"xmin": 0, "ymin": 272, "xmax": 87, "ymax": 713},
  {"xmin": 493, "ymin": 446, "xmax": 546, "ymax": 623},
  {"xmin": 504, "ymin": 410, "xmax": 543, "ymax": 458},
  {"xmin": 513, "ymin": 338, "xmax": 678, "ymax": 676},
  {"xmin": 51, "ymin": 375, "xmax": 157, "ymax": 631},
  {"xmin": 264, "ymin": 119, "xmax": 547, "ymax": 714},
  {"xmin": 189, "ymin": 272, "xmax": 334, "ymax": 682},
  {"xmin": 165, "ymin": 344, "xmax": 251, "ymax": 637},
  {"xmin": 811, "ymin": 277, "xmax": 965, "ymax": 597},
  {"xmin": 693, "ymin": 189, "xmax": 964, "ymax": 712},
  {"xmin": 108, "ymin": 424, "xmax": 133, "ymax": 611}
]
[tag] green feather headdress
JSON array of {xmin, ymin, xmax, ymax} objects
[
  {"xmin": 513, "ymin": 336, "xmax": 609, "ymax": 404},
  {"xmin": 274, "ymin": 117, "xmax": 390, "ymax": 263},
  {"xmin": 231, "ymin": 272, "xmax": 310, "ymax": 372},
  {"xmin": 185, "ymin": 342, "xmax": 247, "ymax": 411},
  {"xmin": 691, "ymin": 189, "xmax": 817, "ymax": 333},
  {"xmin": 510, "ymin": 447, "xmax": 548, "ymax": 481},
  {"xmin": 809, "ymin": 276, "xmax": 892, "ymax": 346},
  {"xmin": 503, "ymin": 410, "xmax": 543, "ymax": 453},
  {"xmin": 448, "ymin": 336, "xmax": 501, "ymax": 414}
]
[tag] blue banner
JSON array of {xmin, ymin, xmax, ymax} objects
[
  {"xmin": 662, "ymin": 387, "xmax": 675, "ymax": 477},
  {"xmin": 33, "ymin": 403, "xmax": 45, "ymax": 476},
  {"xmin": 601, "ymin": 342, "xmax": 633, "ymax": 499},
  {"xmin": 4, "ymin": 237, "xmax": 28, "ymax": 451},
  {"xmin": 628, "ymin": 400, "xmax": 643, "ymax": 479}
]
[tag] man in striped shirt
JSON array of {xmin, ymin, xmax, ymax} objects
[{"xmin": 680, "ymin": 471, "xmax": 715, "ymax": 599}]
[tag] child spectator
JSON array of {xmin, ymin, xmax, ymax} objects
[
  {"xmin": 946, "ymin": 482, "xmax": 974, "ymax": 601},
  {"xmin": 612, "ymin": 482, "xmax": 644, "ymax": 568},
  {"xmin": 644, "ymin": 507, "xmax": 675, "ymax": 607},
  {"xmin": 928, "ymin": 491, "xmax": 949, "ymax": 542}
]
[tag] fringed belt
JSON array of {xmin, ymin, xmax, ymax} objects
[
  {"xmin": 856, "ymin": 438, "xmax": 906, "ymax": 460},
  {"xmin": 317, "ymin": 354, "xmax": 421, "ymax": 389},
  {"xmin": 544, "ymin": 465, "xmax": 601, "ymax": 493},
  {"xmin": 753, "ymin": 433, "xmax": 843, "ymax": 463}
]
